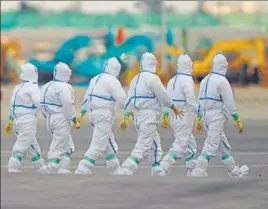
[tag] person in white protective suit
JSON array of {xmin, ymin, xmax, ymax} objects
[
  {"xmin": 192, "ymin": 53, "xmax": 249, "ymax": 177},
  {"xmin": 74, "ymin": 57, "xmax": 126, "ymax": 175},
  {"xmin": 114, "ymin": 52, "xmax": 184, "ymax": 176},
  {"xmin": 159, "ymin": 54, "xmax": 197, "ymax": 176},
  {"xmin": 3, "ymin": 63, "xmax": 45, "ymax": 172},
  {"xmin": 38, "ymin": 62, "xmax": 80, "ymax": 174}
]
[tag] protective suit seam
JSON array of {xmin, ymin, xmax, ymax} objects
[{"xmin": 12, "ymin": 83, "xmax": 25, "ymax": 118}]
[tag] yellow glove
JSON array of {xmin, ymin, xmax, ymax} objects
[
  {"xmin": 161, "ymin": 112, "xmax": 169, "ymax": 128},
  {"xmin": 170, "ymin": 104, "xmax": 184, "ymax": 119},
  {"xmin": 117, "ymin": 112, "xmax": 133, "ymax": 131},
  {"xmin": 4, "ymin": 118, "xmax": 14, "ymax": 136},
  {"xmin": 232, "ymin": 114, "xmax": 243, "ymax": 133},
  {"xmin": 72, "ymin": 117, "xmax": 81, "ymax": 129},
  {"xmin": 195, "ymin": 115, "xmax": 203, "ymax": 133}
]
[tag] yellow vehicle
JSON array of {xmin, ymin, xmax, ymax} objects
[
  {"xmin": 192, "ymin": 37, "xmax": 267, "ymax": 84},
  {"xmin": 1, "ymin": 37, "xmax": 23, "ymax": 83},
  {"xmin": 257, "ymin": 37, "xmax": 268, "ymax": 87},
  {"xmin": 166, "ymin": 46, "xmax": 184, "ymax": 57},
  {"xmin": 122, "ymin": 37, "xmax": 268, "ymax": 86}
]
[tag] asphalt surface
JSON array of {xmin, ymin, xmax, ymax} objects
[{"xmin": 1, "ymin": 119, "xmax": 268, "ymax": 209}]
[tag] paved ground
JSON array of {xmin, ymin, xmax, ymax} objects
[{"xmin": 1, "ymin": 120, "xmax": 268, "ymax": 209}]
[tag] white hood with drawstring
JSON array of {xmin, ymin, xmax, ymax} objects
[
  {"xmin": 20, "ymin": 63, "xmax": 38, "ymax": 83},
  {"xmin": 80, "ymin": 57, "xmax": 126, "ymax": 124},
  {"xmin": 53, "ymin": 62, "xmax": 72, "ymax": 82},
  {"xmin": 140, "ymin": 52, "xmax": 157, "ymax": 73},
  {"xmin": 212, "ymin": 53, "xmax": 228, "ymax": 76},
  {"xmin": 197, "ymin": 53, "xmax": 238, "ymax": 119}
]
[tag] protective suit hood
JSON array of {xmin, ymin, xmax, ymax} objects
[
  {"xmin": 54, "ymin": 62, "xmax": 72, "ymax": 82},
  {"xmin": 176, "ymin": 54, "xmax": 193, "ymax": 74},
  {"xmin": 212, "ymin": 54, "xmax": 228, "ymax": 76},
  {"xmin": 104, "ymin": 57, "xmax": 121, "ymax": 77},
  {"xmin": 20, "ymin": 63, "xmax": 38, "ymax": 83},
  {"xmin": 140, "ymin": 52, "xmax": 157, "ymax": 73}
]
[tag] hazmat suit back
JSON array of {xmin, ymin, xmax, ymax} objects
[
  {"xmin": 40, "ymin": 62, "xmax": 76, "ymax": 173},
  {"xmin": 119, "ymin": 52, "xmax": 172, "ymax": 175},
  {"xmin": 160, "ymin": 54, "xmax": 197, "ymax": 175},
  {"xmin": 197, "ymin": 53, "xmax": 237, "ymax": 121},
  {"xmin": 8, "ymin": 63, "xmax": 44, "ymax": 172},
  {"xmin": 192, "ymin": 54, "xmax": 249, "ymax": 177},
  {"xmin": 80, "ymin": 57, "xmax": 126, "ymax": 125},
  {"xmin": 75, "ymin": 57, "xmax": 125, "ymax": 175}
]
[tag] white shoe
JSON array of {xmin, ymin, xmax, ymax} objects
[
  {"xmin": 152, "ymin": 170, "xmax": 166, "ymax": 176},
  {"xmin": 37, "ymin": 165, "xmax": 49, "ymax": 174},
  {"xmin": 186, "ymin": 169, "xmax": 193, "ymax": 177},
  {"xmin": 113, "ymin": 167, "xmax": 133, "ymax": 176},
  {"xmin": 151, "ymin": 167, "xmax": 166, "ymax": 176},
  {"xmin": 8, "ymin": 169, "xmax": 23, "ymax": 173},
  {"xmin": 228, "ymin": 165, "xmax": 249, "ymax": 178},
  {"xmin": 240, "ymin": 165, "xmax": 249, "ymax": 176},
  {"xmin": 186, "ymin": 160, "xmax": 196, "ymax": 177},
  {"xmin": 74, "ymin": 168, "xmax": 92, "ymax": 175},
  {"xmin": 58, "ymin": 168, "xmax": 72, "ymax": 174},
  {"xmin": 191, "ymin": 168, "xmax": 208, "ymax": 177}
]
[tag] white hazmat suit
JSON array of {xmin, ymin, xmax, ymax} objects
[
  {"xmin": 192, "ymin": 54, "xmax": 249, "ymax": 177},
  {"xmin": 160, "ymin": 54, "xmax": 197, "ymax": 176},
  {"xmin": 7, "ymin": 63, "xmax": 45, "ymax": 172},
  {"xmin": 74, "ymin": 58, "xmax": 125, "ymax": 174},
  {"xmin": 115, "ymin": 52, "xmax": 178, "ymax": 176},
  {"xmin": 75, "ymin": 58, "xmax": 126, "ymax": 175},
  {"xmin": 39, "ymin": 62, "xmax": 77, "ymax": 174}
]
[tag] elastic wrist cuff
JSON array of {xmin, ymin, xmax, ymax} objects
[
  {"xmin": 197, "ymin": 114, "xmax": 203, "ymax": 118},
  {"xmin": 81, "ymin": 110, "xmax": 87, "ymax": 116},
  {"xmin": 232, "ymin": 113, "xmax": 239, "ymax": 121},
  {"xmin": 164, "ymin": 112, "xmax": 169, "ymax": 117},
  {"xmin": 124, "ymin": 112, "xmax": 130, "ymax": 117},
  {"xmin": 8, "ymin": 116, "xmax": 14, "ymax": 121},
  {"xmin": 170, "ymin": 104, "xmax": 175, "ymax": 109},
  {"xmin": 72, "ymin": 117, "xmax": 77, "ymax": 123}
]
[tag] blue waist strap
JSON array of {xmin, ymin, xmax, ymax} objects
[
  {"xmin": 172, "ymin": 99, "xmax": 186, "ymax": 102},
  {"xmin": 199, "ymin": 97, "xmax": 223, "ymax": 102},
  {"xmin": 132, "ymin": 95, "xmax": 156, "ymax": 99},
  {"xmin": 124, "ymin": 95, "xmax": 156, "ymax": 110},
  {"xmin": 12, "ymin": 104, "xmax": 37, "ymax": 109},
  {"xmin": 40, "ymin": 102, "xmax": 62, "ymax": 107},
  {"xmin": 88, "ymin": 94, "xmax": 116, "ymax": 102}
]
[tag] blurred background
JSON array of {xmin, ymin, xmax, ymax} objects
[{"xmin": 1, "ymin": 0, "xmax": 268, "ymax": 88}]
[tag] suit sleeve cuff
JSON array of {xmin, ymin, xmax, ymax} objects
[
  {"xmin": 232, "ymin": 113, "xmax": 239, "ymax": 121},
  {"xmin": 8, "ymin": 115, "xmax": 14, "ymax": 121},
  {"xmin": 124, "ymin": 111, "xmax": 130, "ymax": 117},
  {"xmin": 164, "ymin": 112, "xmax": 169, "ymax": 117},
  {"xmin": 81, "ymin": 110, "xmax": 87, "ymax": 116},
  {"xmin": 197, "ymin": 114, "xmax": 203, "ymax": 118}
]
